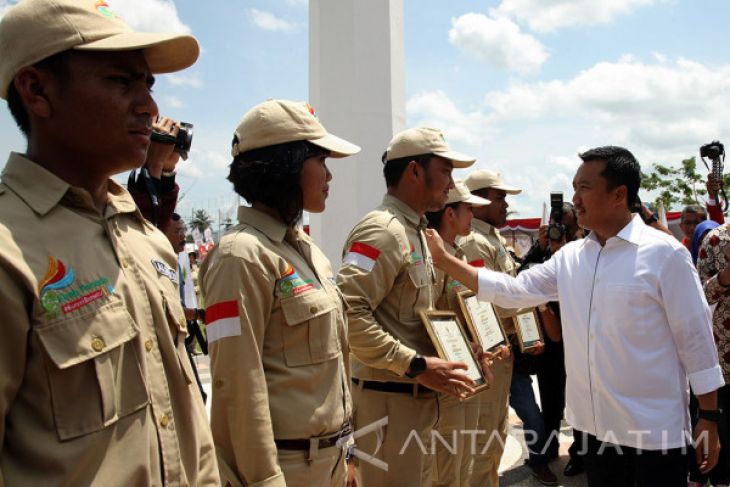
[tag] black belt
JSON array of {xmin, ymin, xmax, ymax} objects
[
  {"xmin": 352, "ymin": 377, "xmax": 434, "ymax": 395},
  {"xmin": 274, "ymin": 422, "xmax": 352, "ymax": 451}
]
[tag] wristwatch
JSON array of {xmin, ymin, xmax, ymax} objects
[
  {"xmin": 405, "ymin": 354, "xmax": 427, "ymax": 378},
  {"xmin": 698, "ymin": 408, "xmax": 723, "ymax": 422},
  {"xmin": 642, "ymin": 212, "xmax": 659, "ymax": 224}
]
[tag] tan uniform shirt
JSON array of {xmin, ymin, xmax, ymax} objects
[
  {"xmin": 0, "ymin": 153, "xmax": 218, "ymax": 486},
  {"xmin": 459, "ymin": 219, "xmax": 524, "ymax": 333},
  {"xmin": 200, "ymin": 206, "xmax": 351, "ymax": 487},
  {"xmin": 337, "ymin": 194, "xmax": 438, "ymax": 383},
  {"xmin": 434, "ymin": 241, "xmax": 470, "ymax": 313}
]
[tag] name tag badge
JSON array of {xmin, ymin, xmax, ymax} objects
[{"xmin": 152, "ymin": 259, "xmax": 178, "ymax": 284}]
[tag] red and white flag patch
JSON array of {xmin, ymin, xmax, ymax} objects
[
  {"xmin": 343, "ymin": 242, "xmax": 381, "ymax": 272},
  {"xmin": 205, "ymin": 300, "xmax": 241, "ymax": 344}
]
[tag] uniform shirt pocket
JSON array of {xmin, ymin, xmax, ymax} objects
[
  {"xmin": 399, "ymin": 263, "xmax": 431, "ymax": 321},
  {"xmin": 35, "ymin": 300, "xmax": 149, "ymax": 441},
  {"xmin": 161, "ymin": 290, "xmax": 195, "ymax": 386},
  {"xmin": 280, "ymin": 289, "xmax": 340, "ymax": 366}
]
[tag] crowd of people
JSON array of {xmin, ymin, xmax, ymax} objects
[{"xmin": 0, "ymin": 1, "xmax": 727, "ymax": 487}]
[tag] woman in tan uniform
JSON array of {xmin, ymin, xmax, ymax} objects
[{"xmin": 199, "ymin": 100, "xmax": 360, "ymax": 487}]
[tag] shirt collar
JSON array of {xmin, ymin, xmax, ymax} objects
[
  {"xmin": 2, "ymin": 152, "xmax": 142, "ymax": 221},
  {"xmin": 471, "ymin": 218, "xmax": 497, "ymax": 237},
  {"xmin": 381, "ymin": 194, "xmax": 427, "ymax": 228},
  {"xmin": 1, "ymin": 152, "xmax": 69, "ymax": 216},
  {"xmin": 237, "ymin": 206, "xmax": 288, "ymax": 242},
  {"xmin": 583, "ymin": 214, "xmax": 643, "ymax": 247}
]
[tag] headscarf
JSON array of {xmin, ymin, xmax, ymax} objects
[{"xmin": 691, "ymin": 219, "xmax": 720, "ymax": 264}]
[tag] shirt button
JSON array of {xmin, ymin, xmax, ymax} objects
[
  {"xmin": 309, "ymin": 305, "xmax": 318, "ymax": 314},
  {"xmin": 145, "ymin": 339, "xmax": 153, "ymax": 352},
  {"xmin": 179, "ymin": 318, "xmax": 186, "ymax": 329},
  {"xmin": 91, "ymin": 337, "xmax": 105, "ymax": 352},
  {"xmin": 120, "ymin": 257, "xmax": 128, "ymax": 268},
  {"xmin": 160, "ymin": 414, "xmax": 170, "ymax": 428}
]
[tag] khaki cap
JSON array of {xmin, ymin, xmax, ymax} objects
[
  {"xmin": 383, "ymin": 127, "xmax": 475, "ymax": 168},
  {"xmin": 446, "ymin": 180, "xmax": 490, "ymax": 206},
  {"xmin": 232, "ymin": 99, "xmax": 361, "ymax": 158},
  {"xmin": 0, "ymin": 0, "xmax": 200, "ymax": 99},
  {"xmin": 464, "ymin": 169, "xmax": 521, "ymax": 195}
]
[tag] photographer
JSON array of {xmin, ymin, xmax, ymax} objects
[{"xmin": 128, "ymin": 115, "xmax": 190, "ymax": 228}]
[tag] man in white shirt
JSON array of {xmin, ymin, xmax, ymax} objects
[{"xmin": 425, "ymin": 146, "xmax": 724, "ymax": 487}]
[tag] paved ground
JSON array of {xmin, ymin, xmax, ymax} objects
[{"xmin": 194, "ymin": 354, "xmax": 588, "ymax": 486}]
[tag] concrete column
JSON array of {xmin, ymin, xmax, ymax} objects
[{"xmin": 308, "ymin": 0, "xmax": 405, "ymax": 265}]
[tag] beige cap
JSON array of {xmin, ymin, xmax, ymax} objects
[
  {"xmin": 464, "ymin": 169, "xmax": 522, "ymax": 195},
  {"xmin": 0, "ymin": 0, "xmax": 200, "ymax": 99},
  {"xmin": 383, "ymin": 127, "xmax": 475, "ymax": 168},
  {"xmin": 446, "ymin": 180, "xmax": 490, "ymax": 206},
  {"xmin": 232, "ymin": 99, "xmax": 361, "ymax": 158}
]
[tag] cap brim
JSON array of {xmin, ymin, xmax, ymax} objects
[
  {"xmin": 74, "ymin": 32, "xmax": 200, "ymax": 74},
  {"xmin": 434, "ymin": 150, "xmax": 476, "ymax": 168},
  {"xmin": 310, "ymin": 133, "xmax": 361, "ymax": 158},
  {"xmin": 491, "ymin": 184, "xmax": 522, "ymax": 195},
  {"xmin": 464, "ymin": 194, "xmax": 490, "ymax": 206}
]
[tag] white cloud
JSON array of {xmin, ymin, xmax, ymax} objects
[
  {"xmin": 406, "ymin": 90, "xmax": 492, "ymax": 146},
  {"xmin": 449, "ymin": 13, "xmax": 549, "ymax": 74},
  {"xmin": 107, "ymin": 0, "xmax": 191, "ymax": 34},
  {"xmin": 160, "ymin": 95, "xmax": 184, "ymax": 109},
  {"xmin": 286, "ymin": 0, "xmax": 308, "ymax": 7},
  {"xmin": 249, "ymin": 8, "xmax": 296, "ymax": 32},
  {"xmin": 493, "ymin": 0, "xmax": 658, "ymax": 33},
  {"xmin": 164, "ymin": 72, "xmax": 204, "ymax": 88}
]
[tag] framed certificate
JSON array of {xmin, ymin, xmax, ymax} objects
[
  {"xmin": 456, "ymin": 291, "xmax": 508, "ymax": 352},
  {"xmin": 514, "ymin": 308, "xmax": 543, "ymax": 352},
  {"xmin": 420, "ymin": 310, "xmax": 489, "ymax": 392}
]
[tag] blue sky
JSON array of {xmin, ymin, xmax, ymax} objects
[{"xmin": 1, "ymin": 0, "xmax": 729, "ymax": 224}]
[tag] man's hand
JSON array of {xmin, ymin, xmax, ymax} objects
[
  {"xmin": 693, "ymin": 419, "xmax": 720, "ymax": 473},
  {"xmin": 493, "ymin": 344, "xmax": 511, "ymax": 360},
  {"xmin": 415, "ymin": 356, "xmax": 475, "ymax": 399},
  {"xmin": 425, "ymin": 228, "xmax": 447, "ymax": 267},
  {"xmin": 524, "ymin": 343, "xmax": 545, "ymax": 355},
  {"xmin": 347, "ymin": 461, "xmax": 357, "ymax": 487},
  {"xmin": 146, "ymin": 116, "xmax": 181, "ymax": 178},
  {"xmin": 707, "ymin": 173, "xmax": 722, "ymax": 200}
]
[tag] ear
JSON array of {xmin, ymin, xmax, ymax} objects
[
  {"xmin": 13, "ymin": 66, "xmax": 55, "ymax": 119},
  {"xmin": 613, "ymin": 185, "xmax": 628, "ymax": 208},
  {"xmin": 407, "ymin": 160, "xmax": 420, "ymax": 181}
]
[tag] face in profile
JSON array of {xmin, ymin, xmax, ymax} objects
[
  {"xmin": 421, "ymin": 157, "xmax": 455, "ymax": 212},
  {"xmin": 300, "ymin": 154, "xmax": 332, "ymax": 213}
]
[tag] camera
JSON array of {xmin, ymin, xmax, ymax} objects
[
  {"xmin": 151, "ymin": 121, "xmax": 194, "ymax": 160},
  {"xmin": 547, "ymin": 192, "xmax": 566, "ymax": 241},
  {"xmin": 700, "ymin": 140, "xmax": 724, "ymax": 161}
]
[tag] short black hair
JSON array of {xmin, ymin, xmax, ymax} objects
[
  {"xmin": 7, "ymin": 50, "xmax": 71, "ymax": 136},
  {"xmin": 681, "ymin": 204, "xmax": 707, "ymax": 220},
  {"xmin": 228, "ymin": 139, "xmax": 328, "ymax": 227},
  {"xmin": 171, "ymin": 212, "xmax": 182, "ymax": 221},
  {"xmin": 579, "ymin": 146, "xmax": 640, "ymax": 210},
  {"xmin": 425, "ymin": 202, "xmax": 460, "ymax": 229},
  {"xmin": 382, "ymin": 153, "xmax": 432, "ymax": 188}
]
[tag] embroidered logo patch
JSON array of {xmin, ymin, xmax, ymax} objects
[
  {"xmin": 94, "ymin": 0, "xmax": 116, "ymax": 18},
  {"xmin": 277, "ymin": 263, "xmax": 315, "ymax": 298},
  {"xmin": 39, "ymin": 256, "xmax": 114, "ymax": 317},
  {"xmin": 152, "ymin": 259, "xmax": 178, "ymax": 283},
  {"xmin": 408, "ymin": 243, "xmax": 423, "ymax": 266}
]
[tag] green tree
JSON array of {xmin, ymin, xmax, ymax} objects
[
  {"xmin": 640, "ymin": 156, "xmax": 729, "ymax": 211},
  {"xmin": 190, "ymin": 209, "xmax": 213, "ymax": 233}
]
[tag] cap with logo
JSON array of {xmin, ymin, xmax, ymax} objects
[
  {"xmin": 383, "ymin": 127, "xmax": 475, "ymax": 168},
  {"xmin": 464, "ymin": 169, "xmax": 521, "ymax": 195},
  {"xmin": 0, "ymin": 0, "xmax": 200, "ymax": 99},
  {"xmin": 231, "ymin": 99, "xmax": 361, "ymax": 158},
  {"xmin": 446, "ymin": 180, "xmax": 490, "ymax": 206}
]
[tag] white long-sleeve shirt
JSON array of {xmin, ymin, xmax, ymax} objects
[{"xmin": 477, "ymin": 215, "xmax": 725, "ymax": 449}]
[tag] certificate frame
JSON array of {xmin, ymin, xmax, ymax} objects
[
  {"xmin": 513, "ymin": 308, "xmax": 544, "ymax": 352},
  {"xmin": 419, "ymin": 310, "xmax": 489, "ymax": 393},
  {"xmin": 456, "ymin": 290, "xmax": 508, "ymax": 353}
]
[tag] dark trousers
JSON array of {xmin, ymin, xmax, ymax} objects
[
  {"xmin": 536, "ymin": 337, "xmax": 566, "ymax": 459},
  {"xmin": 688, "ymin": 383, "xmax": 730, "ymax": 484},
  {"xmin": 582, "ymin": 432, "xmax": 689, "ymax": 487}
]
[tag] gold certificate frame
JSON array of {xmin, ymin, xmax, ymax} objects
[
  {"xmin": 419, "ymin": 310, "xmax": 489, "ymax": 393},
  {"xmin": 456, "ymin": 290, "xmax": 508, "ymax": 353},
  {"xmin": 514, "ymin": 308, "xmax": 544, "ymax": 352}
]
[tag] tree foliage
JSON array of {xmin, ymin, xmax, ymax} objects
[
  {"xmin": 640, "ymin": 156, "xmax": 730, "ymax": 211},
  {"xmin": 190, "ymin": 209, "xmax": 213, "ymax": 233}
]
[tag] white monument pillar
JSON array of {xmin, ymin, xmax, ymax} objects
[{"xmin": 308, "ymin": 0, "xmax": 405, "ymax": 265}]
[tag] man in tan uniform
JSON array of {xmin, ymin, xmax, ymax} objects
[
  {"xmin": 337, "ymin": 127, "xmax": 478, "ymax": 486},
  {"xmin": 200, "ymin": 99, "xmax": 359, "ymax": 486},
  {"xmin": 460, "ymin": 169, "xmax": 523, "ymax": 487},
  {"xmin": 426, "ymin": 181, "xmax": 491, "ymax": 487},
  {"xmin": 0, "ymin": 1, "xmax": 219, "ymax": 485}
]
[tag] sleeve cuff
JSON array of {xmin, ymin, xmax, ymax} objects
[
  {"xmin": 477, "ymin": 267, "xmax": 497, "ymax": 303},
  {"xmin": 688, "ymin": 365, "xmax": 726, "ymax": 395},
  {"xmin": 393, "ymin": 347, "xmax": 418, "ymax": 377}
]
